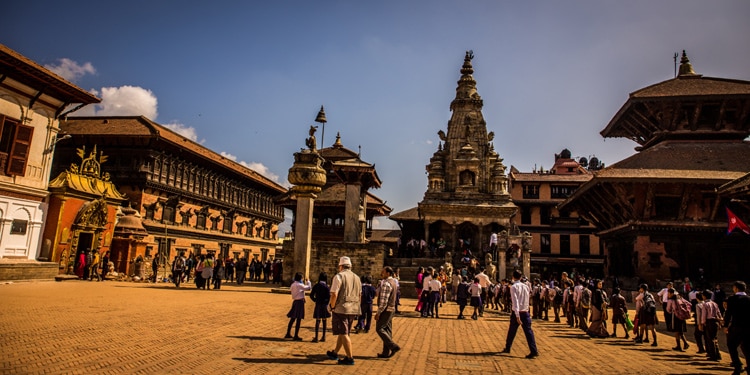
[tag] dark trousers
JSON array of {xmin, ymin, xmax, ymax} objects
[
  {"xmin": 376, "ymin": 311, "xmax": 398, "ymax": 354},
  {"xmin": 663, "ymin": 302, "xmax": 673, "ymax": 331},
  {"xmin": 236, "ymin": 271, "xmax": 245, "ymax": 285},
  {"xmin": 172, "ymin": 270, "xmax": 182, "ymax": 287},
  {"xmin": 358, "ymin": 303, "xmax": 373, "ymax": 330},
  {"xmin": 727, "ymin": 328, "xmax": 749, "ymax": 371},
  {"xmin": 694, "ymin": 324, "xmax": 705, "ymax": 352},
  {"xmin": 704, "ymin": 319, "xmax": 721, "ymax": 360},
  {"xmin": 505, "ymin": 311, "xmax": 538, "ymax": 354}
]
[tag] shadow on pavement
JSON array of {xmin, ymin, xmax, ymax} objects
[
  {"xmin": 439, "ymin": 351, "xmax": 504, "ymax": 357},
  {"xmin": 228, "ymin": 335, "xmax": 290, "ymax": 342},
  {"xmin": 233, "ymin": 353, "xmax": 331, "ymax": 365}
]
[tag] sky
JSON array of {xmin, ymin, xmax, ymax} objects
[{"xmin": 4, "ymin": 1, "xmax": 750, "ymax": 233}]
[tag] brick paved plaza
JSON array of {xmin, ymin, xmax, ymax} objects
[{"xmin": 0, "ymin": 280, "xmax": 741, "ymax": 375}]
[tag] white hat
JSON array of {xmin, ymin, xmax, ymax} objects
[{"xmin": 338, "ymin": 256, "xmax": 352, "ymax": 267}]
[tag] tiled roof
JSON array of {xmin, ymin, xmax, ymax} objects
[
  {"xmin": 369, "ymin": 229, "xmax": 401, "ymax": 243},
  {"xmin": 510, "ymin": 172, "xmax": 592, "ymax": 183},
  {"xmin": 595, "ymin": 140, "xmax": 750, "ymax": 181},
  {"xmin": 630, "ymin": 76, "xmax": 750, "ymax": 99},
  {"xmin": 0, "ymin": 43, "xmax": 100, "ymax": 105},
  {"xmin": 62, "ymin": 116, "xmax": 287, "ymax": 193},
  {"xmin": 389, "ymin": 206, "xmax": 419, "ymax": 221}
]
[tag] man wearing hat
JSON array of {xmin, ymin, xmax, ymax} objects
[{"xmin": 326, "ymin": 256, "xmax": 362, "ymax": 366}]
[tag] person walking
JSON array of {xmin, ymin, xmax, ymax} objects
[
  {"xmin": 500, "ymin": 270, "xmax": 539, "ymax": 359},
  {"xmin": 285, "ymin": 272, "xmax": 312, "ymax": 341},
  {"xmin": 666, "ymin": 288, "xmax": 689, "ymax": 351},
  {"xmin": 356, "ymin": 275, "xmax": 376, "ymax": 333},
  {"xmin": 374, "ymin": 266, "xmax": 400, "ymax": 358},
  {"xmin": 609, "ymin": 288, "xmax": 629, "ymax": 339},
  {"xmin": 171, "ymin": 252, "xmax": 185, "ymax": 287},
  {"xmin": 89, "ymin": 250, "xmax": 101, "ymax": 281},
  {"xmin": 586, "ymin": 279, "xmax": 609, "ymax": 338},
  {"xmin": 658, "ymin": 281, "xmax": 674, "ymax": 332},
  {"xmin": 724, "ymin": 281, "xmax": 750, "ymax": 375},
  {"xmin": 701, "ymin": 290, "xmax": 723, "ymax": 362},
  {"xmin": 326, "ymin": 256, "xmax": 361, "ymax": 366}
]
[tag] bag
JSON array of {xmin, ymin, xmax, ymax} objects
[
  {"xmin": 673, "ymin": 298, "xmax": 692, "ymax": 321},
  {"xmin": 644, "ymin": 293, "xmax": 657, "ymax": 315},
  {"xmin": 553, "ymin": 287, "xmax": 563, "ymax": 305},
  {"xmin": 625, "ymin": 312, "xmax": 634, "ymax": 331},
  {"xmin": 580, "ymin": 288, "xmax": 592, "ymax": 309}
]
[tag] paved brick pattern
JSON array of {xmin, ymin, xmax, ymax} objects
[{"xmin": 0, "ymin": 281, "xmax": 741, "ymax": 374}]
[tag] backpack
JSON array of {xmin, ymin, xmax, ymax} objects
[
  {"xmin": 173, "ymin": 257, "xmax": 185, "ymax": 271},
  {"xmin": 553, "ymin": 287, "xmax": 563, "ymax": 305},
  {"xmin": 580, "ymin": 288, "xmax": 592, "ymax": 309},
  {"xmin": 644, "ymin": 293, "xmax": 657, "ymax": 314},
  {"xmin": 673, "ymin": 298, "xmax": 692, "ymax": 321}
]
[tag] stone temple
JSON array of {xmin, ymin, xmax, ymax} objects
[{"xmin": 390, "ymin": 51, "xmax": 518, "ymax": 257}]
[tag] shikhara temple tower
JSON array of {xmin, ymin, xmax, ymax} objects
[{"xmin": 392, "ymin": 51, "xmax": 517, "ymax": 252}]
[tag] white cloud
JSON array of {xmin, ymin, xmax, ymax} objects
[
  {"xmin": 44, "ymin": 58, "xmax": 96, "ymax": 82},
  {"xmin": 163, "ymin": 122, "xmax": 201, "ymax": 143},
  {"xmin": 220, "ymin": 151, "xmax": 284, "ymax": 185},
  {"xmin": 77, "ymin": 85, "xmax": 158, "ymax": 119},
  {"xmin": 426, "ymin": 139, "xmax": 433, "ymax": 145}
]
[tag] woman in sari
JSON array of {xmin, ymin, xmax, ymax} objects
[{"xmin": 586, "ymin": 279, "xmax": 610, "ymax": 338}]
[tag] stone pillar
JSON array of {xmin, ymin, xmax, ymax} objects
[
  {"xmin": 287, "ymin": 140, "xmax": 326, "ymax": 281},
  {"xmin": 522, "ymin": 231, "xmax": 532, "ymax": 278},
  {"xmin": 294, "ymin": 193, "xmax": 315, "ymax": 280},
  {"xmin": 498, "ymin": 230, "xmax": 508, "ymax": 280},
  {"xmin": 344, "ymin": 183, "xmax": 361, "ymax": 242}
]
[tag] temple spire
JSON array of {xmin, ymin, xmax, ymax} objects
[{"xmin": 678, "ymin": 50, "xmax": 697, "ymax": 76}]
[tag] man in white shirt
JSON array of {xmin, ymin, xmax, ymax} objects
[
  {"xmin": 500, "ymin": 270, "xmax": 539, "ymax": 359},
  {"xmin": 476, "ymin": 268, "xmax": 492, "ymax": 317}
]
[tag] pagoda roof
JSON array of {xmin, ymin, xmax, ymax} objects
[
  {"xmin": 277, "ymin": 183, "xmax": 392, "ymax": 215},
  {"xmin": 717, "ymin": 171, "xmax": 750, "ymax": 198},
  {"xmin": 62, "ymin": 116, "xmax": 287, "ymax": 194},
  {"xmin": 389, "ymin": 206, "xmax": 420, "ymax": 221},
  {"xmin": 561, "ymin": 140, "xmax": 750, "ymax": 208}
]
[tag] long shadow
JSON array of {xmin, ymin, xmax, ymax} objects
[
  {"xmin": 439, "ymin": 351, "xmax": 504, "ymax": 357},
  {"xmin": 228, "ymin": 335, "xmax": 291, "ymax": 342},
  {"xmin": 233, "ymin": 353, "xmax": 332, "ymax": 365}
]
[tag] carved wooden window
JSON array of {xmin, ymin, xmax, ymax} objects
[
  {"xmin": 551, "ymin": 185, "xmax": 576, "ymax": 199},
  {"xmin": 559, "ymin": 234, "xmax": 570, "ymax": 255},
  {"xmin": 522, "ymin": 184, "xmax": 539, "ymax": 199},
  {"xmin": 540, "ymin": 234, "xmax": 551, "ymax": 254},
  {"xmin": 196, "ymin": 211, "xmax": 207, "ymax": 230},
  {"xmin": 0, "ymin": 116, "xmax": 34, "ymax": 176},
  {"xmin": 579, "ymin": 235, "xmax": 590, "ymax": 255},
  {"xmin": 222, "ymin": 215, "xmax": 233, "ymax": 233}
]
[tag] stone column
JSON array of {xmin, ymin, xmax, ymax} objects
[
  {"xmin": 287, "ymin": 145, "xmax": 326, "ymax": 281},
  {"xmin": 294, "ymin": 193, "xmax": 315, "ymax": 280},
  {"xmin": 522, "ymin": 231, "xmax": 532, "ymax": 278},
  {"xmin": 498, "ymin": 230, "xmax": 508, "ymax": 280},
  {"xmin": 344, "ymin": 183, "xmax": 361, "ymax": 242}
]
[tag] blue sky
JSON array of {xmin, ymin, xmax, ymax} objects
[{"xmin": 4, "ymin": 1, "xmax": 750, "ymax": 231}]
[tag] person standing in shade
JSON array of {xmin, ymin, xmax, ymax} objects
[
  {"xmin": 326, "ymin": 256, "xmax": 361, "ymax": 366},
  {"xmin": 374, "ymin": 266, "xmax": 400, "ymax": 358},
  {"xmin": 701, "ymin": 290, "xmax": 723, "ymax": 362},
  {"xmin": 500, "ymin": 270, "xmax": 539, "ymax": 359},
  {"xmin": 723, "ymin": 281, "xmax": 750, "ymax": 375}
]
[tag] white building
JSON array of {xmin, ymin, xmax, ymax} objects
[{"xmin": 0, "ymin": 44, "xmax": 99, "ymax": 267}]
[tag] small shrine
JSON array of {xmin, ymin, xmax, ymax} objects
[{"xmin": 43, "ymin": 145, "xmax": 129, "ymax": 276}]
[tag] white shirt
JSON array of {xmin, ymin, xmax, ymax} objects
[
  {"xmin": 573, "ymin": 284, "xmax": 584, "ymax": 305},
  {"xmin": 489, "ymin": 233, "xmax": 498, "ymax": 246},
  {"xmin": 511, "ymin": 280, "xmax": 531, "ymax": 317},
  {"xmin": 657, "ymin": 287, "xmax": 670, "ymax": 303},
  {"xmin": 476, "ymin": 272, "xmax": 492, "ymax": 288},
  {"xmin": 422, "ymin": 274, "xmax": 433, "ymax": 291},
  {"xmin": 290, "ymin": 280, "xmax": 311, "ymax": 300},
  {"xmin": 429, "ymin": 279, "xmax": 441, "ymax": 292}
]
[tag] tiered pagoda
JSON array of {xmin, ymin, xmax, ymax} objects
[{"xmin": 560, "ymin": 51, "xmax": 750, "ymax": 284}]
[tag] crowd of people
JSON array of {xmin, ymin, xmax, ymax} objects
[{"xmin": 166, "ymin": 252, "xmax": 284, "ymax": 289}]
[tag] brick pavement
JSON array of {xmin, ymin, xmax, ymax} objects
[{"xmin": 0, "ymin": 280, "xmax": 742, "ymax": 375}]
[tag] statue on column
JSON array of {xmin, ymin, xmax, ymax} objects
[{"xmin": 305, "ymin": 125, "xmax": 318, "ymax": 151}]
